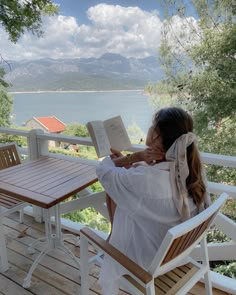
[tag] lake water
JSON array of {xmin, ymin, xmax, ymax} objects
[{"xmin": 12, "ymin": 91, "xmax": 157, "ymax": 133}]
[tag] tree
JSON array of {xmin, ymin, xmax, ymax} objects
[
  {"xmin": 0, "ymin": 0, "xmax": 58, "ymax": 43},
  {"xmin": 0, "ymin": 68, "xmax": 12, "ymax": 126},
  {"xmin": 0, "ymin": 0, "xmax": 58, "ymax": 127},
  {"xmin": 152, "ymin": 0, "xmax": 236, "ymax": 141},
  {"xmin": 152, "ymin": 1, "xmax": 236, "ymax": 278},
  {"xmin": 127, "ymin": 123, "xmax": 146, "ymax": 144},
  {"xmin": 63, "ymin": 123, "xmax": 89, "ymax": 138}
]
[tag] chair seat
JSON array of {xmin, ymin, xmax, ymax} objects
[{"xmin": 123, "ymin": 263, "xmax": 198, "ymax": 295}]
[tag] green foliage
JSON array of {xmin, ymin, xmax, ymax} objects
[
  {"xmin": 0, "ymin": 0, "xmax": 58, "ymax": 128},
  {"xmin": 0, "ymin": 133, "xmax": 27, "ymax": 147},
  {"xmin": 213, "ymin": 262, "xmax": 236, "ymax": 279},
  {"xmin": 127, "ymin": 123, "xmax": 146, "ymax": 144},
  {"xmin": 197, "ymin": 117, "xmax": 236, "ymax": 155},
  {"xmin": 89, "ymin": 181, "xmax": 103, "ymax": 193},
  {"xmin": 187, "ymin": 23, "xmax": 236, "ymax": 124},
  {"xmin": 155, "ymin": 0, "xmax": 236, "ymax": 129},
  {"xmin": 0, "ymin": 126, "xmax": 29, "ymax": 147},
  {"xmin": 153, "ymin": 0, "xmax": 236, "ymax": 154},
  {"xmin": 49, "ymin": 146, "xmax": 98, "ymax": 160},
  {"xmin": 50, "ymin": 121, "xmax": 99, "ymax": 160},
  {"xmin": 206, "ymin": 164, "xmax": 236, "ymax": 187},
  {"xmin": 0, "ymin": 68, "xmax": 13, "ymax": 127},
  {"xmin": 63, "ymin": 208, "xmax": 110, "ymax": 233},
  {"xmin": 145, "ymin": 81, "xmax": 181, "ymax": 109},
  {"xmin": 221, "ymin": 197, "xmax": 236, "ymax": 222},
  {"xmin": 153, "ymin": 1, "xmax": 236, "ymax": 278},
  {"xmin": 63, "ymin": 123, "xmax": 89, "ymax": 137},
  {"xmin": 207, "ymin": 228, "xmax": 230, "ymax": 243},
  {"xmin": 207, "ymin": 196, "xmax": 236, "ymax": 276},
  {"xmin": 0, "ymin": 89, "xmax": 13, "ymax": 127},
  {"xmin": 0, "ymin": 0, "xmax": 58, "ymax": 43},
  {"xmin": 0, "ymin": 67, "xmax": 9, "ymax": 88}
]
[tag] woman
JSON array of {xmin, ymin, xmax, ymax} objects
[{"xmin": 96, "ymin": 107, "xmax": 210, "ymax": 295}]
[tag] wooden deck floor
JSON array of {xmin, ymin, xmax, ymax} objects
[{"xmin": 1, "ymin": 212, "xmax": 231, "ymax": 295}]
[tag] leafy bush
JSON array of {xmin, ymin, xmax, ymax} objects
[
  {"xmin": 63, "ymin": 208, "xmax": 110, "ymax": 233},
  {"xmin": 0, "ymin": 131, "xmax": 28, "ymax": 147},
  {"xmin": 213, "ymin": 262, "xmax": 236, "ymax": 279}
]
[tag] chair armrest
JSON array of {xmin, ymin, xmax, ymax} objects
[{"xmin": 80, "ymin": 227, "xmax": 152, "ymax": 284}]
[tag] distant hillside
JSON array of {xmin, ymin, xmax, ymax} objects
[{"xmin": 4, "ymin": 53, "xmax": 163, "ymax": 91}]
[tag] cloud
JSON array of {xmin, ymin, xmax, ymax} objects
[
  {"xmin": 75, "ymin": 4, "xmax": 163, "ymax": 57},
  {"xmin": 163, "ymin": 15, "xmax": 201, "ymax": 53},
  {"xmin": 1, "ymin": 15, "xmax": 82, "ymax": 60},
  {"xmin": 0, "ymin": 4, "xmax": 198, "ymax": 61}
]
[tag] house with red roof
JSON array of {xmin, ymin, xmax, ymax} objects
[{"xmin": 25, "ymin": 116, "xmax": 66, "ymax": 147}]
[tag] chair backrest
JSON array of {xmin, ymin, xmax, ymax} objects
[
  {"xmin": 149, "ymin": 193, "xmax": 228, "ymax": 276},
  {"xmin": 0, "ymin": 144, "xmax": 21, "ymax": 170}
]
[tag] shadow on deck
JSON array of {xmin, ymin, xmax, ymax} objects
[{"xmin": 1, "ymin": 212, "xmax": 231, "ymax": 295}]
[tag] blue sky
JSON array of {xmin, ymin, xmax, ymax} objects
[
  {"xmin": 57, "ymin": 0, "xmax": 165, "ymax": 23},
  {"xmin": 1, "ymin": 1, "xmax": 198, "ymax": 61}
]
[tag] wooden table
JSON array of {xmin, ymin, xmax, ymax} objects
[{"xmin": 0, "ymin": 156, "xmax": 98, "ymax": 288}]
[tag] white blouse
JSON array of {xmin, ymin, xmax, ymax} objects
[{"xmin": 96, "ymin": 157, "xmax": 197, "ymax": 295}]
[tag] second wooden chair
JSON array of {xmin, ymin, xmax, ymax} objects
[{"xmin": 0, "ymin": 144, "xmax": 28, "ymax": 272}]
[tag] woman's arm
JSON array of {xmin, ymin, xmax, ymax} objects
[
  {"xmin": 112, "ymin": 151, "xmax": 143, "ymax": 167},
  {"xmin": 111, "ymin": 148, "xmax": 165, "ymax": 167}
]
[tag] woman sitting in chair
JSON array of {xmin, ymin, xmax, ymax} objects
[{"xmin": 96, "ymin": 107, "xmax": 210, "ymax": 295}]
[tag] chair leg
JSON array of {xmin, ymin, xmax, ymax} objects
[
  {"xmin": 201, "ymin": 237, "xmax": 213, "ymax": 295},
  {"xmin": 204, "ymin": 270, "xmax": 213, "ymax": 295},
  {"xmin": 146, "ymin": 281, "xmax": 155, "ymax": 295},
  {"xmin": 80, "ymin": 235, "xmax": 90, "ymax": 295},
  {"xmin": 19, "ymin": 208, "xmax": 24, "ymax": 224},
  {"xmin": 0, "ymin": 219, "xmax": 9, "ymax": 272}
]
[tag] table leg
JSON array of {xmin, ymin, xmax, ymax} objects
[
  {"xmin": 26, "ymin": 208, "xmax": 50, "ymax": 254},
  {"xmin": 32, "ymin": 206, "xmax": 44, "ymax": 223},
  {"xmin": 23, "ymin": 204, "xmax": 80, "ymax": 288}
]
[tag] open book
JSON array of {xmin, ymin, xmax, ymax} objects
[{"xmin": 86, "ymin": 115, "xmax": 132, "ymax": 158}]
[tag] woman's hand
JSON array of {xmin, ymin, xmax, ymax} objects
[
  {"xmin": 141, "ymin": 147, "xmax": 165, "ymax": 165},
  {"xmin": 110, "ymin": 148, "xmax": 132, "ymax": 168},
  {"xmin": 110, "ymin": 148, "xmax": 123, "ymax": 159}
]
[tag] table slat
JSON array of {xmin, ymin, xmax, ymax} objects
[{"xmin": 0, "ymin": 157, "xmax": 97, "ymax": 208}]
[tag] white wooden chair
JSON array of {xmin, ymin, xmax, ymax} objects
[
  {"xmin": 80, "ymin": 193, "xmax": 228, "ymax": 295},
  {"xmin": 0, "ymin": 144, "xmax": 27, "ymax": 272}
]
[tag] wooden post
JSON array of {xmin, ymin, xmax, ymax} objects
[{"xmin": 27, "ymin": 129, "xmax": 49, "ymax": 160}]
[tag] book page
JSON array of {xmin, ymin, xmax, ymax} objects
[
  {"xmin": 104, "ymin": 116, "xmax": 131, "ymax": 152},
  {"xmin": 86, "ymin": 121, "xmax": 111, "ymax": 158}
]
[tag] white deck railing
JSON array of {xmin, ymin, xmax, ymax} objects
[{"xmin": 0, "ymin": 127, "xmax": 236, "ymax": 293}]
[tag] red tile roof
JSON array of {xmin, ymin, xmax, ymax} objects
[{"xmin": 35, "ymin": 116, "xmax": 66, "ymax": 133}]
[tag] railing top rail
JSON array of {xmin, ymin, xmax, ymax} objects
[
  {"xmin": 37, "ymin": 133, "xmax": 236, "ymax": 168},
  {"xmin": 37, "ymin": 133, "xmax": 94, "ymax": 146},
  {"xmin": 201, "ymin": 152, "xmax": 236, "ymax": 168},
  {"xmin": 0, "ymin": 127, "xmax": 235, "ymax": 168},
  {"xmin": 0, "ymin": 127, "xmax": 30, "ymax": 137}
]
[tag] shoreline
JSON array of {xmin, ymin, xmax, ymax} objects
[{"xmin": 9, "ymin": 89, "xmax": 144, "ymax": 94}]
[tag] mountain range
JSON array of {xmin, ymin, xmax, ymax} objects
[{"xmin": 4, "ymin": 53, "xmax": 162, "ymax": 91}]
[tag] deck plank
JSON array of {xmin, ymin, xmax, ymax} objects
[
  {"xmin": 2, "ymin": 262, "xmax": 69, "ymax": 295},
  {"xmin": 0, "ymin": 275, "xmax": 32, "ymax": 295},
  {"xmin": 0, "ymin": 213, "xmax": 231, "ymax": 295},
  {"xmin": 5, "ymin": 232, "xmax": 100, "ymax": 294}
]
